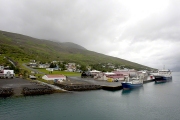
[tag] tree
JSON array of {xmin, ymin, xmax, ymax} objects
[
  {"xmin": 58, "ymin": 62, "xmax": 66, "ymax": 71},
  {"xmin": 9, "ymin": 64, "xmax": 15, "ymax": 70},
  {"xmin": 15, "ymin": 67, "xmax": 20, "ymax": 74},
  {"xmin": 80, "ymin": 65, "xmax": 87, "ymax": 71},
  {"xmin": 23, "ymin": 70, "xmax": 28, "ymax": 79},
  {"xmin": 49, "ymin": 63, "xmax": 55, "ymax": 68}
]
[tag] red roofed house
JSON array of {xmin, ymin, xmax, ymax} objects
[
  {"xmin": 94, "ymin": 72, "xmax": 124, "ymax": 81},
  {"xmin": 42, "ymin": 74, "xmax": 66, "ymax": 81},
  {"xmin": 94, "ymin": 70, "xmax": 137, "ymax": 81}
]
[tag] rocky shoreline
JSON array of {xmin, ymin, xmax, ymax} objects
[
  {"xmin": 0, "ymin": 77, "xmax": 126, "ymax": 98},
  {"xmin": 54, "ymin": 83, "xmax": 102, "ymax": 91},
  {"xmin": 0, "ymin": 78, "xmax": 57, "ymax": 98},
  {"xmin": 0, "ymin": 88, "xmax": 14, "ymax": 97}
]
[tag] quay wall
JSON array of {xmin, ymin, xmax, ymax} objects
[
  {"xmin": 0, "ymin": 88, "xmax": 14, "ymax": 97},
  {"xmin": 54, "ymin": 83, "xmax": 102, "ymax": 91}
]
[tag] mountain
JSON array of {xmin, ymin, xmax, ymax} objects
[{"xmin": 0, "ymin": 30, "xmax": 154, "ymax": 70}]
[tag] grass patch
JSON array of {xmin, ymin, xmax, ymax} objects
[
  {"xmin": 35, "ymin": 68, "xmax": 81, "ymax": 77},
  {"xmin": 38, "ymin": 78, "xmax": 54, "ymax": 84}
]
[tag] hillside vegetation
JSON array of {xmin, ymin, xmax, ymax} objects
[{"xmin": 0, "ymin": 30, "xmax": 154, "ymax": 70}]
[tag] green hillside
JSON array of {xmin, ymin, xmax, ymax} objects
[{"xmin": 0, "ymin": 30, "xmax": 154, "ymax": 70}]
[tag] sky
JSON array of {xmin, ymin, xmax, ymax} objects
[{"xmin": 0, "ymin": 0, "xmax": 180, "ymax": 71}]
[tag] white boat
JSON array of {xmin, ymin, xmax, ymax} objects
[{"xmin": 152, "ymin": 69, "xmax": 172, "ymax": 83}]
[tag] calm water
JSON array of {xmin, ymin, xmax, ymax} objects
[{"xmin": 1, "ymin": 72, "xmax": 180, "ymax": 120}]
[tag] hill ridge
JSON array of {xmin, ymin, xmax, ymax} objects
[{"xmin": 0, "ymin": 30, "xmax": 154, "ymax": 70}]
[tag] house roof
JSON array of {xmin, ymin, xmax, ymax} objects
[
  {"xmin": 113, "ymin": 71, "xmax": 137, "ymax": 75},
  {"xmin": 46, "ymin": 74, "xmax": 66, "ymax": 78},
  {"xmin": 104, "ymin": 72, "xmax": 115, "ymax": 75},
  {"xmin": 90, "ymin": 70, "xmax": 101, "ymax": 73},
  {"xmin": 108, "ymin": 75, "xmax": 124, "ymax": 78}
]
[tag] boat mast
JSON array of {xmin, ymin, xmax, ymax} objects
[{"xmin": 128, "ymin": 70, "xmax": 130, "ymax": 82}]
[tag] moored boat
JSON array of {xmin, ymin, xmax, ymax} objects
[
  {"xmin": 121, "ymin": 75, "xmax": 143, "ymax": 90},
  {"xmin": 152, "ymin": 69, "xmax": 172, "ymax": 83}
]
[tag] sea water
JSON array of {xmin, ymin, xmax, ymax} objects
[{"xmin": 0, "ymin": 72, "xmax": 180, "ymax": 120}]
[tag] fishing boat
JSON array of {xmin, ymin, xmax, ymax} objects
[
  {"xmin": 153, "ymin": 69, "xmax": 172, "ymax": 83},
  {"xmin": 121, "ymin": 74, "xmax": 143, "ymax": 90}
]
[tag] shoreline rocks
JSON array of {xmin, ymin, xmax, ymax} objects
[
  {"xmin": 0, "ymin": 88, "xmax": 14, "ymax": 97},
  {"xmin": 22, "ymin": 86, "xmax": 55, "ymax": 96},
  {"xmin": 54, "ymin": 83, "xmax": 102, "ymax": 91}
]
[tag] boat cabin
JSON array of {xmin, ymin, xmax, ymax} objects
[{"xmin": 158, "ymin": 70, "xmax": 171, "ymax": 75}]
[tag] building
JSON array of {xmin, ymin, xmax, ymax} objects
[
  {"xmin": 42, "ymin": 74, "xmax": 66, "ymax": 81},
  {"xmin": 46, "ymin": 68, "xmax": 54, "ymax": 71},
  {"xmin": 94, "ymin": 69, "xmax": 138, "ymax": 81},
  {"xmin": 0, "ymin": 66, "xmax": 4, "ymax": 71},
  {"xmin": 68, "ymin": 63, "xmax": 76, "ymax": 66},
  {"xmin": 66, "ymin": 63, "xmax": 76, "ymax": 72},
  {"xmin": 94, "ymin": 72, "xmax": 124, "ymax": 81},
  {"xmin": 29, "ymin": 62, "xmax": 38, "ymax": 68},
  {"xmin": 113, "ymin": 69, "xmax": 137, "ymax": 77},
  {"xmin": 138, "ymin": 71, "xmax": 154, "ymax": 81},
  {"xmin": 106, "ymin": 73, "xmax": 124, "ymax": 81},
  {"xmin": 29, "ymin": 75, "xmax": 36, "ymax": 80},
  {"xmin": 39, "ymin": 64, "xmax": 50, "ymax": 68},
  {"xmin": 89, "ymin": 70, "xmax": 101, "ymax": 76},
  {"xmin": 46, "ymin": 67, "xmax": 61, "ymax": 71},
  {"xmin": 0, "ymin": 70, "xmax": 14, "ymax": 78}
]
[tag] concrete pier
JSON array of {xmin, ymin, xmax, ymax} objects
[
  {"xmin": 65, "ymin": 77, "xmax": 124, "ymax": 90},
  {"xmin": 66, "ymin": 77, "xmax": 155, "ymax": 91}
]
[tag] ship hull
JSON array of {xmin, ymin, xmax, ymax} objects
[
  {"xmin": 121, "ymin": 82, "xmax": 143, "ymax": 89},
  {"xmin": 154, "ymin": 76, "xmax": 172, "ymax": 83}
]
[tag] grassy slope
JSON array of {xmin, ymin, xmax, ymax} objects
[
  {"xmin": 0, "ymin": 30, "xmax": 154, "ymax": 70},
  {"xmin": 36, "ymin": 68, "xmax": 81, "ymax": 77}
]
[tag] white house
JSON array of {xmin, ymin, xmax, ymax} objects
[
  {"xmin": 68, "ymin": 63, "xmax": 76, "ymax": 66},
  {"xmin": 39, "ymin": 64, "xmax": 50, "ymax": 68},
  {"xmin": 46, "ymin": 68, "xmax": 54, "ymax": 71},
  {"xmin": 66, "ymin": 63, "xmax": 76, "ymax": 72},
  {"xmin": 94, "ymin": 72, "xmax": 107, "ymax": 80},
  {"xmin": 52, "ymin": 61, "xmax": 59, "ymax": 63},
  {"xmin": 42, "ymin": 74, "xmax": 66, "ymax": 81},
  {"xmin": 0, "ymin": 70, "xmax": 14, "ymax": 78},
  {"xmin": 0, "ymin": 66, "xmax": 4, "ymax": 71},
  {"xmin": 29, "ymin": 62, "xmax": 38, "ymax": 68},
  {"xmin": 46, "ymin": 67, "xmax": 61, "ymax": 71},
  {"xmin": 89, "ymin": 70, "xmax": 101, "ymax": 76},
  {"xmin": 67, "ymin": 68, "xmax": 74, "ymax": 72}
]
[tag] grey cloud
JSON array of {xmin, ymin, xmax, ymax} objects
[
  {"xmin": 0, "ymin": 0, "xmax": 129, "ymax": 44},
  {"xmin": 0, "ymin": 0, "xmax": 180, "ymax": 71},
  {"xmin": 120, "ymin": 1, "xmax": 180, "ymax": 42}
]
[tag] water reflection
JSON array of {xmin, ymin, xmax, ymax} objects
[
  {"xmin": 103, "ymin": 89, "xmax": 121, "ymax": 92},
  {"xmin": 154, "ymin": 80, "xmax": 172, "ymax": 85},
  {"xmin": 121, "ymin": 87, "xmax": 143, "ymax": 95},
  {"xmin": 121, "ymin": 89, "xmax": 132, "ymax": 95}
]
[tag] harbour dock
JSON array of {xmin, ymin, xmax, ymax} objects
[
  {"xmin": 67, "ymin": 77, "xmax": 124, "ymax": 90},
  {"xmin": 0, "ymin": 76, "xmax": 155, "ymax": 97},
  {"xmin": 66, "ymin": 77, "xmax": 154, "ymax": 91}
]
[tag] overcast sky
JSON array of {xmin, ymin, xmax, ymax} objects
[{"xmin": 0, "ymin": 0, "xmax": 180, "ymax": 71}]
